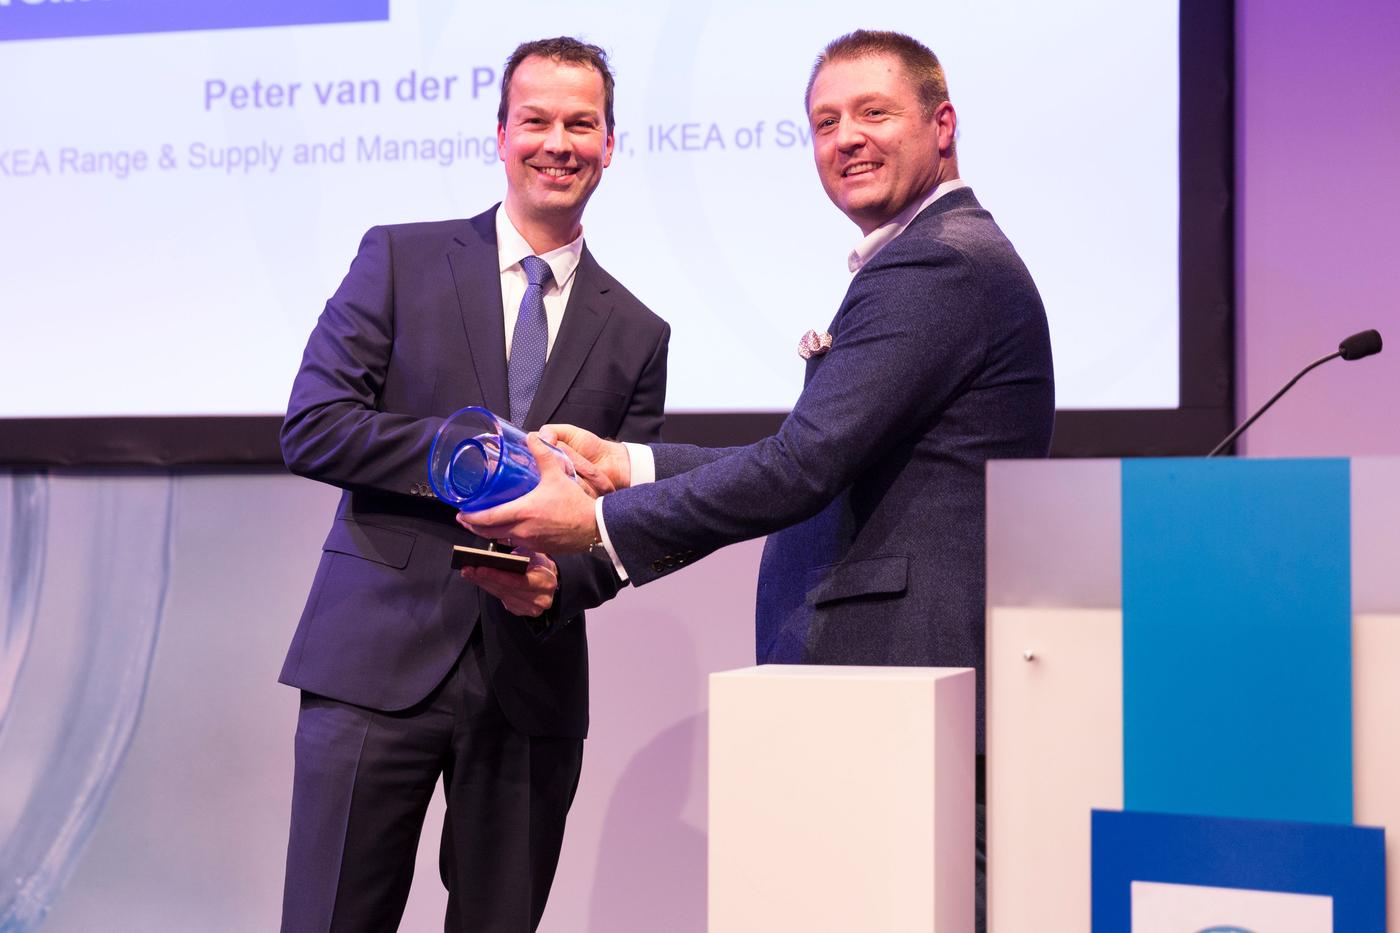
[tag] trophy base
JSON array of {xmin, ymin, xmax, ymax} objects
[{"xmin": 450, "ymin": 545, "xmax": 530, "ymax": 575}]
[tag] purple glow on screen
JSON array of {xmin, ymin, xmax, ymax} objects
[{"xmin": 0, "ymin": 0, "xmax": 388, "ymax": 42}]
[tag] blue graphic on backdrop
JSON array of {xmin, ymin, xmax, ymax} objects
[
  {"xmin": 0, "ymin": 0, "xmax": 388, "ymax": 43},
  {"xmin": 0, "ymin": 475, "xmax": 173, "ymax": 932}
]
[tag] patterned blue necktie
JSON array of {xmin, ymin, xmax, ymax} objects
[{"xmin": 508, "ymin": 255, "xmax": 553, "ymax": 427}]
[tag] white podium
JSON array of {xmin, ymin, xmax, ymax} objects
[{"xmin": 708, "ymin": 665, "xmax": 974, "ymax": 932}]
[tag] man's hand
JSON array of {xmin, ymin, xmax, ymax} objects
[
  {"xmin": 459, "ymin": 548, "xmax": 558, "ymax": 618},
  {"xmin": 539, "ymin": 423, "xmax": 631, "ymax": 496},
  {"xmin": 457, "ymin": 434, "xmax": 600, "ymax": 553}
]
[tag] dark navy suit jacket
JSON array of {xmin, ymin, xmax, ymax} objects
[
  {"xmin": 280, "ymin": 206, "xmax": 670, "ymax": 738},
  {"xmin": 602, "ymin": 188, "xmax": 1053, "ymax": 748}
]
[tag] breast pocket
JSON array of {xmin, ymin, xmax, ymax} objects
[{"xmin": 558, "ymin": 386, "xmax": 626, "ymax": 431}]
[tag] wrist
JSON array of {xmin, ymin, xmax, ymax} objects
[
  {"xmin": 614, "ymin": 441, "xmax": 632, "ymax": 487},
  {"xmin": 589, "ymin": 513, "xmax": 603, "ymax": 550}
]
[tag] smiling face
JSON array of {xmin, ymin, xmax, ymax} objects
[
  {"xmin": 807, "ymin": 53, "xmax": 957, "ymax": 235},
  {"xmin": 498, "ymin": 55, "xmax": 615, "ymax": 252}
]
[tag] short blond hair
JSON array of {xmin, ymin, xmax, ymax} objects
[{"xmin": 806, "ymin": 30, "xmax": 949, "ymax": 119}]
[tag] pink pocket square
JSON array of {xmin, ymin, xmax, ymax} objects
[{"xmin": 798, "ymin": 329, "xmax": 833, "ymax": 360}]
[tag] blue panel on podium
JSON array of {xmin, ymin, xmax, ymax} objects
[
  {"xmin": 1122, "ymin": 458, "xmax": 1352, "ymax": 823},
  {"xmin": 1091, "ymin": 809, "xmax": 1385, "ymax": 933}
]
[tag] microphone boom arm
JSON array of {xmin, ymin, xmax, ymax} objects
[{"xmin": 1207, "ymin": 350, "xmax": 1341, "ymax": 457}]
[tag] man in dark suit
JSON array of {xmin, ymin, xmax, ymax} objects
[
  {"xmin": 278, "ymin": 37, "xmax": 669, "ymax": 933},
  {"xmin": 459, "ymin": 30, "xmax": 1053, "ymax": 933}
]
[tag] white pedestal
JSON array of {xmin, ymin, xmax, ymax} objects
[{"xmin": 708, "ymin": 664, "xmax": 975, "ymax": 933}]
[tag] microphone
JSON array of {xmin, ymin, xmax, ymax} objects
[
  {"xmin": 1207, "ymin": 329, "xmax": 1383, "ymax": 457},
  {"xmin": 1340, "ymin": 328, "xmax": 1383, "ymax": 361}
]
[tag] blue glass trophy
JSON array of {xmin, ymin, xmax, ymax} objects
[
  {"xmin": 428, "ymin": 406, "xmax": 575, "ymax": 511},
  {"xmin": 428, "ymin": 407, "xmax": 578, "ymax": 574}
]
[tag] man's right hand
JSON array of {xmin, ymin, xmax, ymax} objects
[{"xmin": 539, "ymin": 423, "xmax": 631, "ymax": 496}]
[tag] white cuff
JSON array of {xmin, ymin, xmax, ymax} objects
[
  {"xmin": 594, "ymin": 443, "xmax": 655, "ymax": 582},
  {"xmin": 624, "ymin": 442, "xmax": 656, "ymax": 485},
  {"xmin": 595, "ymin": 496, "xmax": 628, "ymax": 582}
]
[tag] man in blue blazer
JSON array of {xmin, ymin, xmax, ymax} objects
[
  {"xmin": 461, "ymin": 30, "xmax": 1054, "ymax": 931},
  {"xmin": 278, "ymin": 38, "xmax": 669, "ymax": 932}
]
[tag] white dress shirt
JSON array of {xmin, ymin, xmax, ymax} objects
[
  {"xmin": 595, "ymin": 180, "xmax": 969, "ymax": 581},
  {"xmin": 846, "ymin": 178, "xmax": 968, "ymax": 275},
  {"xmin": 495, "ymin": 206, "xmax": 584, "ymax": 359}
]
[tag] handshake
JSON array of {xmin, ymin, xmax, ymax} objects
[{"xmin": 455, "ymin": 424, "xmax": 631, "ymax": 555}]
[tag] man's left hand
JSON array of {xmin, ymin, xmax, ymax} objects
[
  {"xmin": 460, "ymin": 548, "xmax": 559, "ymax": 618},
  {"xmin": 457, "ymin": 434, "xmax": 600, "ymax": 554}
]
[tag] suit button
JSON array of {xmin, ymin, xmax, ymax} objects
[{"xmin": 651, "ymin": 559, "xmax": 666, "ymax": 573}]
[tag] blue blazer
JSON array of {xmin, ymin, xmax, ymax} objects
[
  {"xmin": 280, "ymin": 206, "xmax": 670, "ymax": 738},
  {"xmin": 603, "ymin": 188, "xmax": 1053, "ymax": 747}
]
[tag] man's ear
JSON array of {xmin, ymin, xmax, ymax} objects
[{"xmin": 933, "ymin": 101, "xmax": 958, "ymax": 155}]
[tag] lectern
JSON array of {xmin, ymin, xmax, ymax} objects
[{"xmin": 986, "ymin": 457, "xmax": 1399, "ymax": 933}]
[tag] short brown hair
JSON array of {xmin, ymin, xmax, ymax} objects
[
  {"xmin": 498, "ymin": 37, "xmax": 616, "ymax": 133},
  {"xmin": 805, "ymin": 30, "xmax": 949, "ymax": 119}
]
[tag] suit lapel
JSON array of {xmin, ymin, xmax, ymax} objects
[
  {"xmin": 524, "ymin": 245, "xmax": 613, "ymax": 429},
  {"xmin": 827, "ymin": 185, "xmax": 982, "ymax": 345},
  {"xmin": 447, "ymin": 207, "xmax": 510, "ymax": 416}
]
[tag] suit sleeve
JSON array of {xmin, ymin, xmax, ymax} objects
[
  {"xmin": 280, "ymin": 226, "xmax": 445, "ymax": 495},
  {"xmin": 547, "ymin": 315, "xmax": 670, "ymax": 624},
  {"xmin": 605, "ymin": 240, "xmax": 989, "ymax": 585},
  {"xmin": 651, "ymin": 442, "xmax": 736, "ymax": 478}
]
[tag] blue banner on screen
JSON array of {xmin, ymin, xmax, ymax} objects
[{"xmin": 0, "ymin": 0, "xmax": 388, "ymax": 42}]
